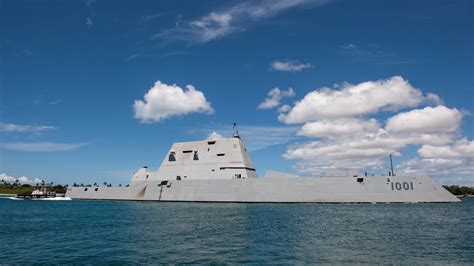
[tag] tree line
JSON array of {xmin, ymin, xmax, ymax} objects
[
  {"xmin": 443, "ymin": 185, "xmax": 474, "ymax": 196},
  {"xmin": 0, "ymin": 182, "xmax": 68, "ymax": 194}
]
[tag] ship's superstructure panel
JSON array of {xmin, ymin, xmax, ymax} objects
[{"xmin": 148, "ymin": 137, "xmax": 256, "ymax": 181}]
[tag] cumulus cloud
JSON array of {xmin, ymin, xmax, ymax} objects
[
  {"xmin": 154, "ymin": 0, "xmax": 324, "ymax": 43},
  {"xmin": 207, "ymin": 131, "xmax": 223, "ymax": 140},
  {"xmin": 277, "ymin": 104, "xmax": 291, "ymax": 113},
  {"xmin": 278, "ymin": 76, "xmax": 438, "ymax": 124},
  {"xmin": 0, "ymin": 122, "xmax": 56, "ymax": 133},
  {"xmin": 133, "ymin": 80, "xmax": 213, "ymax": 123},
  {"xmin": 2, "ymin": 142, "xmax": 88, "ymax": 152},
  {"xmin": 298, "ymin": 118, "xmax": 379, "ymax": 138},
  {"xmin": 270, "ymin": 60, "xmax": 312, "ymax": 72},
  {"xmin": 286, "ymin": 129, "xmax": 454, "ymax": 161},
  {"xmin": 284, "ymin": 128, "xmax": 459, "ymax": 176},
  {"xmin": 285, "ymin": 111, "xmax": 460, "ymax": 173},
  {"xmin": 257, "ymin": 87, "xmax": 295, "ymax": 109},
  {"xmin": 272, "ymin": 76, "xmax": 471, "ymax": 182},
  {"xmin": 418, "ymin": 138, "xmax": 474, "ymax": 159},
  {"xmin": 386, "ymin": 105, "xmax": 462, "ymax": 134},
  {"xmin": 0, "ymin": 173, "xmax": 45, "ymax": 185},
  {"xmin": 396, "ymin": 139, "xmax": 474, "ymax": 185}
]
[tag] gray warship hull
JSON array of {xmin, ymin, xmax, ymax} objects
[
  {"xmin": 66, "ymin": 174, "xmax": 459, "ymax": 203},
  {"xmin": 66, "ymin": 137, "xmax": 459, "ymax": 203}
]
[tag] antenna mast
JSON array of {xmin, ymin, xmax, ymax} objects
[
  {"xmin": 389, "ymin": 154, "xmax": 395, "ymax": 176},
  {"xmin": 232, "ymin": 122, "xmax": 240, "ymax": 138}
]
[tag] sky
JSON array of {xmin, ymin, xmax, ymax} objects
[{"xmin": 0, "ymin": 0, "xmax": 473, "ymax": 186}]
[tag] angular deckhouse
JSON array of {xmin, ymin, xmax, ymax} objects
[{"xmin": 66, "ymin": 134, "xmax": 459, "ymax": 203}]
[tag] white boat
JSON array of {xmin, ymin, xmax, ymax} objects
[
  {"xmin": 17, "ymin": 185, "xmax": 57, "ymax": 199},
  {"xmin": 66, "ymin": 133, "xmax": 459, "ymax": 203}
]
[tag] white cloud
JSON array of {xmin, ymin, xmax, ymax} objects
[
  {"xmin": 279, "ymin": 76, "xmax": 438, "ymax": 124},
  {"xmin": 202, "ymin": 125, "xmax": 298, "ymax": 151},
  {"xmin": 188, "ymin": 12, "xmax": 234, "ymax": 42},
  {"xmin": 426, "ymin": 93, "xmax": 442, "ymax": 105},
  {"xmin": 0, "ymin": 173, "xmax": 45, "ymax": 185},
  {"xmin": 284, "ymin": 132, "xmax": 456, "ymax": 176},
  {"xmin": 418, "ymin": 138, "xmax": 474, "ymax": 159},
  {"xmin": 396, "ymin": 139, "xmax": 474, "ymax": 185},
  {"xmin": 269, "ymin": 75, "xmax": 470, "ymax": 184},
  {"xmin": 0, "ymin": 122, "xmax": 56, "ymax": 133},
  {"xmin": 235, "ymin": 125, "xmax": 298, "ymax": 151},
  {"xmin": 86, "ymin": 17, "xmax": 93, "ymax": 26},
  {"xmin": 154, "ymin": 0, "xmax": 324, "ymax": 43},
  {"xmin": 286, "ymin": 130, "xmax": 454, "ymax": 161},
  {"xmin": 133, "ymin": 80, "xmax": 213, "ymax": 123},
  {"xmin": 277, "ymin": 104, "xmax": 291, "ymax": 113},
  {"xmin": 2, "ymin": 142, "xmax": 88, "ymax": 152},
  {"xmin": 270, "ymin": 60, "xmax": 312, "ymax": 72},
  {"xmin": 298, "ymin": 118, "xmax": 379, "ymax": 138},
  {"xmin": 386, "ymin": 105, "xmax": 462, "ymax": 134},
  {"xmin": 0, "ymin": 173, "xmax": 16, "ymax": 183},
  {"xmin": 342, "ymin": 43, "xmax": 356, "ymax": 49},
  {"xmin": 257, "ymin": 87, "xmax": 295, "ymax": 109},
  {"xmin": 207, "ymin": 131, "xmax": 223, "ymax": 140}
]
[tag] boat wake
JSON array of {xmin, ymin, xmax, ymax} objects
[
  {"xmin": 5, "ymin": 196, "xmax": 72, "ymax": 201},
  {"xmin": 40, "ymin": 197, "xmax": 72, "ymax": 201},
  {"xmin": 6, "ymin": 197, "xmax": 23, "ymax": 200}
]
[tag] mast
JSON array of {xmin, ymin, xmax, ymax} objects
[
  {"xmin": 232, "ymin": 122, "xmax": 240, "ymax": 138},
  {"xmin": 389, "ymin": 154, "xmax": 395, "ymax": 176}
]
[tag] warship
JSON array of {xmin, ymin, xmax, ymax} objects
[{"xmin": 66, "ymin": 132, "xmax": 459, "ymax": 203}]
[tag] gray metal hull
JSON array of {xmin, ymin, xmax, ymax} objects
[{"xmin": 66, "ymin": 175, "xmax": 460, "ymax": 203}]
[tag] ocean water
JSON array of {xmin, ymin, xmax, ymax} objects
[{"xmin": 0, "ymin": 198, "xmax": 473, "ymax": 264}]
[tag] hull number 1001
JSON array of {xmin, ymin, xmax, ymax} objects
[{"xmin": 391, "ymin": 182, "xmax": 414, "ymax": 191}]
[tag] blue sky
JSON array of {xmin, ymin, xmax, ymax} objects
[{"xmin": 1, "ymin": 0, "xmax": 473, "ymax": 186}]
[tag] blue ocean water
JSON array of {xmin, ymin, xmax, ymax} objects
[{"xmin": 0, "ymin": 197, "xmax": 473, "ymax": 264}]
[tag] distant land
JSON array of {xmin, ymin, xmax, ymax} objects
[{"xmin": 0, "ymin": 183, "xmax": 67, "ymax": 196}]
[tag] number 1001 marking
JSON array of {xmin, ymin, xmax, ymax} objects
[{"xmin": 391, "ymin": 182, "xmax": 414, "ymax": 191}]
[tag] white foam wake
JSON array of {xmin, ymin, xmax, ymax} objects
[
  {"xmin": 7, "ymin": 197, "xmax": 23, "ymax": 200},
  {"xmin": 38, "ymin": 197, "xmax": 72, "ymax": 201},
  {"xmin": 4, "ymin": 196, "xmax": 72, "ymax": 201}
]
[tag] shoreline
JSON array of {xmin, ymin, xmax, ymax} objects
[{"xmin": 0, "ymin": 193, "xmax": 17, "ymax": 197}]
